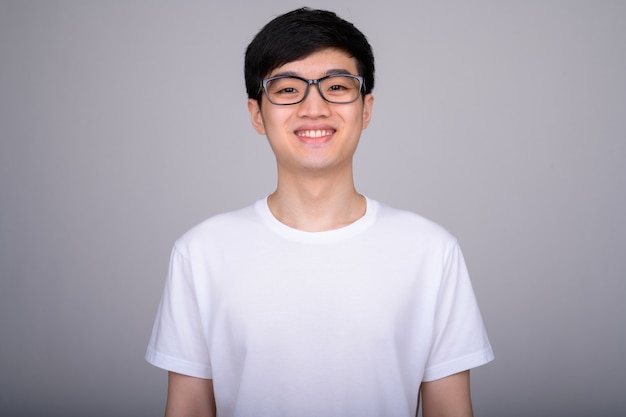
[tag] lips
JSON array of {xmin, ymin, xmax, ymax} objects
[{"xmin": 295, "ymin": 129, "xmax": 335, "ymax": 139}]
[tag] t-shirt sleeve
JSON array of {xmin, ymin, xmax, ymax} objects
[
  {"xmin": 422, "ymin": 240, "xmax": 494, "ymax": 381},
  {"xmin": 145, "ymin": 244, "xmax": 212, "ymax": 379}
]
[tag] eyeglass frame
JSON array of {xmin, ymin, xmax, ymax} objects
[{"xmin": 259, "ymin": 74, "xmax": 366, "ymax": 106}]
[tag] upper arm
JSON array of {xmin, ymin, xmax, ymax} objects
[
  {"xmin": 165, "ymin": 372, "xmax": 216, "ymax": 417},
  {"xmin": 420, "ymin": 370, "xmax": 473, "ymax": 417}
]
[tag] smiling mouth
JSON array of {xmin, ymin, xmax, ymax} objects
[{"xmin": 296, "ymin": 129, "xmax": 335, "ymax": 139}]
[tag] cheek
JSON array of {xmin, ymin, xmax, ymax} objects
[
  {"xmin": 347, "ymin": 109, "xmax": 366, "ymax": 129},
  {"xmin": 262, "ymin": 109, "xmax": 292, "ymax": 132}
]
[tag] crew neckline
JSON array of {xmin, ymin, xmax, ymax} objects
[{"xmin": 255, "ymin": 196, "xmax": 378, "ymax": 244}]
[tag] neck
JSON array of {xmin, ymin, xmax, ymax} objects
[{"xmin": 268, "ymin": 168, "xmax": 365, "ymax": 232}]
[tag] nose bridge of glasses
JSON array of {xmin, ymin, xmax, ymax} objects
[{"xmin": 303, "ymin": 78, "xmax": 328, "ymax": 103}]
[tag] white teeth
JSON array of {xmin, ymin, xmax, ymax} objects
[{"xmin": 298, "ymin": 130, "xmax": 332, "ymax": 138}]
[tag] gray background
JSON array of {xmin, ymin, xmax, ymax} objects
[{"xmin": 1, "ymin": 1, "xmax": 624, "ymax": 416}]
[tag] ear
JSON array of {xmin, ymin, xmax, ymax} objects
[
  {"xmin": 248, "ymin": 99, "xmax": 266, "ymax": 135},
  {"xmin": 361, "ymin": 94, "xmax": 374, "ymax": 130}
]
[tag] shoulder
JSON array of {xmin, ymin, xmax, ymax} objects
[
  {"xmin": 372, "ymin": 200, "xmax": 457, "ymax": 247},
  {"xmin": 173, "ymin": 201, "xmax": 261, "ymax": 256}
]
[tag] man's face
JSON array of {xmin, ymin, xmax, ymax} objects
[{"xmin": 248, "ymin": 48, "xmax": 374, "ymax": 175}]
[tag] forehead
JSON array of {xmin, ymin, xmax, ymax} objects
[{"xmin": 268, "ymin": 48, "xmax": 359, "ymax": 78}]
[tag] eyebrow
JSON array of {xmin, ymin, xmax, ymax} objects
[{"xmin": 270, "ymin": 68, "xmax": 356, "ymax": 78}]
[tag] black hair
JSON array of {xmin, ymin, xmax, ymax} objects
[{"xmin": 244, "ymin": 7, "xmax": 375, "ymax": 102}]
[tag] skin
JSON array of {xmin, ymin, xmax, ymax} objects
[
  {"xmin": 165, "ymin": 372, "xmax": 215, "ymax": 417},
  {"xmin": 164, "ymin": 48, "xmax": 474, "ymax": 417},
  {"xmin": 421, "ymin": 370, "xmax": 474, "ymax": 417}
]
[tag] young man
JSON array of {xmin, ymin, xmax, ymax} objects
[{"xmin": 146, "ymin": 7, "xmax": 493, "ymax": 417}]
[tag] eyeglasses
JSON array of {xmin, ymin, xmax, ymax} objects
[{"xmin": 260, "ymin": 74, "xmax": 365, "ymax": 105}]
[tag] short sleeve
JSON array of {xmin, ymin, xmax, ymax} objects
[
  {"xmin": 422, "ymin": 241, "xmax": 494, "ymax": 381},
  {"xmin": 145, "ymin": 244, "xmax": 212, "ymax": 379}
]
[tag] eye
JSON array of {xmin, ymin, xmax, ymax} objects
[
  {"xmin": 276, "ymin": 86, "xmax": 299, "ymax": 95},
  {"xmin": 266, "ymin": 77, "xmax": 307, "ymax": 99},
  {"xmin": 323, "ymin": 76, "xmax": 359, "ymax": 97},
  {"xmin": 328, "ymin": 84, "xmax": 348, "ymax": 91}
]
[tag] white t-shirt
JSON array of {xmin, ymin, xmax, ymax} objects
[{"xmin": 146, "ymin": 197, "xmax": 494, "ymax": 417}]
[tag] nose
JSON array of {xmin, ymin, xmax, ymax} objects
[{"xmin": 297, "ymin": 83, "xmax": 331, "ymax": 118}]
